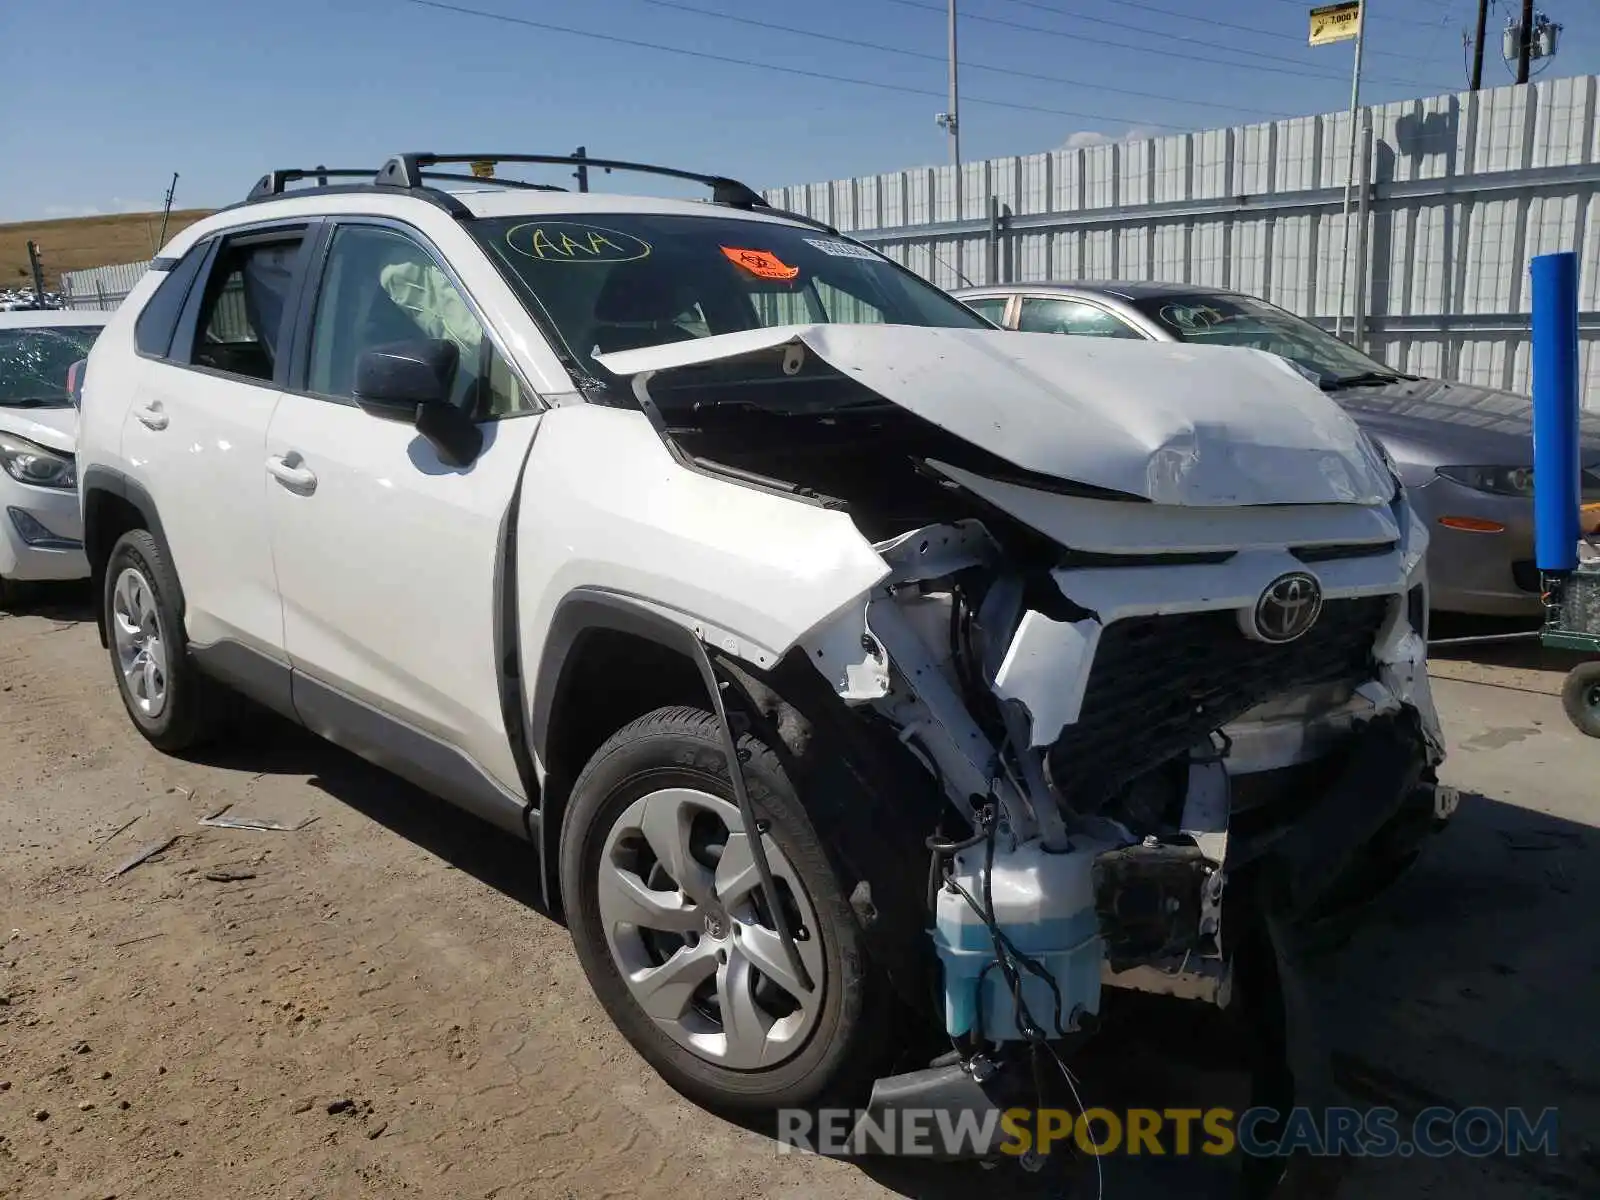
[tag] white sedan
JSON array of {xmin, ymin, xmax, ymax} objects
[{"xmin": 0, "ymin": 308, "xmax": 112, "ymax": 606}]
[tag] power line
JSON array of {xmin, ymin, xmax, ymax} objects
[
  {"xmin": 987, "ymin": 0, "xmax": 1455, "ymax": 84},
  {"xmin": 1002, "ymin": 0, "xmax": 1428, "ymax": 61},
  {"xmin": 992, "ymin": 0, "xmax": 1370, "ymax": 74},
  {"xmin": 630, "ymin": 0, "xmax": 1293, "ymax": 118},
  {"xmin": 1258, "ymin": 0, "xmax": 1453, "ymax": 28},
  {"xmin": 886, "ymin": 0, "xmax": 1454, "ymax": 92},
  {"xmin": 404, "ymin": 0, "xmax": 1198, "ymax": 129}
]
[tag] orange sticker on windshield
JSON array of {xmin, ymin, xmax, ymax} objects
[{"xmin": 721, "ymin": 247, "xmax": 799, "ymax": 280}]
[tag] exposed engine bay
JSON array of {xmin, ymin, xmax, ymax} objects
[{"xmin": 590, "ymin": 326, "xmax": 1451, "ymax": 1058}]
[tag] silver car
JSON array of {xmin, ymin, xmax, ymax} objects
[{"xmin": 954, "ymin": 281, "xmax": 1600, "ymax": 618}]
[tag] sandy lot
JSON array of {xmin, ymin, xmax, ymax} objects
[{"xmin": 2, "ymin": 589, "xmax": 1598, "ymax": 1199}]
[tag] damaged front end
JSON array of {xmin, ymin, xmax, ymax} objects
[
  {"xmin": 592, "ymin": 325, "xmax": 1451, "ymax": 1069},
  {"xmin": 803, "ymin": 505, "xmax": 1446, "ymax": 1049}
]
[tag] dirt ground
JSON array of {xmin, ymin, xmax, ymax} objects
[{"xmin": 2, "ymin": 588, "xmax": 1598, "ymax": 1199}]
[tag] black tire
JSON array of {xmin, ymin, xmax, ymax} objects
[
  {"xmin": 560, "ymin": 705, "xmax": 895, "ymax": 1114},
  {"xmin": 1561, "ymin": 661, "xmax": 1600, "ymax": 739},
  {"xmin": 103, "ymin": 529, "xmax": 220, "ymax": 753}
]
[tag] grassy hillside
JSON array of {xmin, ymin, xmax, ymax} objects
[{"xmin": 0, "ymin": 209, "xmax": 215, "ymax": 290}]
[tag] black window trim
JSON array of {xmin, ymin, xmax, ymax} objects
[
  {"xmin": 157, "ymin": 219, "xmax": 323, "ymax": 391},
  {"xmin": 286, "ymin": 214, "xmax": 546, "ymax": 421}
]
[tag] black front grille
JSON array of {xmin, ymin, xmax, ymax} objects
[
  {"xmin": 1293, "ymin": 540, "xmax": 1398, "ymax": 564},
  {"xmin": 1048, "ymin": 596, "xmax": 1391, "ymax": 811}
]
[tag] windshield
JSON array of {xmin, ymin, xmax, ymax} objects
[
  {"xmin": 1128, "ymin": 292, "xmax": 1396, "ymax": 387},
  {"xmin": 470, "ymin": 213, "xmax": 985, "ymax": 376},
  {"xmin": 0, "ymin": 325, "xmax": 102, "ymax": 407}
]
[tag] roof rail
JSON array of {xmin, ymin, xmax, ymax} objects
[
  {"xmin": 419, "ymin": 171, "xmax": 567, "ymax": 193},
  {"xmin": 375, "ymin": 153, "xmax": 771, "ymax": 210}
]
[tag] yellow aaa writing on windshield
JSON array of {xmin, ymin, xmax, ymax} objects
[{"xmin": 505, "ymin": 222, "xmax": 651, "ymax": 263}]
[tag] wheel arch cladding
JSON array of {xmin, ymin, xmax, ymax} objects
[
  {"xmin": 532, "ymin": 589, "xmax": 939, "ymax": 1017},
  {"xmin": 532, "ymin": 594, "xmax": 713, "ymax": 916},
  {"xmin": 81, "ymin": 468, "xmax": 178, "ymax": 648}
]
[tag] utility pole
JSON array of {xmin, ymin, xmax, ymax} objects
[
  {"xmin": 26, "ymin": 241, "xmax": 46, "ymax": 307},
  {"xmin": 156, "ymin": 172, "xmax": 179, "ymax": 252},
  {"xmin": 1335, "ymin": 1, "xmax": 1367, "ymax": 341},
  {"xmin": 930, "ymin": 0, "xmax": 962, "ymax": 240},
  {"xmin": 946, "ymin": 0, "xmax": 960, "ymax": 172},
  {"xmin": 1516, "ymin": 0, "xmax": 1534, "ymax": 83},
  {"xmin": 1470, "ymin": 0, "xmax": 1489, "ymax": 89}
]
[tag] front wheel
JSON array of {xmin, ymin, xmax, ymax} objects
[
  {"xmin": 559, "ymin": 705, "xmax": 896, "ymax": 1113},
  {"xmin": 1561, "ymin": 661, "xmax": 1600, "ymax": 739}
]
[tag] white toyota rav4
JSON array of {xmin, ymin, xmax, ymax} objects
[{"xmin": 78, "ymin": 154, "xmax": 1451, "ymax": 1121}]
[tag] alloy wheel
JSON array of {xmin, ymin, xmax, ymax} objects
[
  {"xmin": 111, "ymin": 567, "xmax": 168, "ymax": 719},
  {"xmin": 596, "ymin": 786, "xmax": 825, "ymax": 1070}
]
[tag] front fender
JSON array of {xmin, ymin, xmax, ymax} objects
[{"xmin": 516, "ymin": 404, "xmax": 889, "ymax": 748}]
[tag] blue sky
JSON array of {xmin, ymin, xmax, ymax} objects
[{"xmin": 2, "ymin": 0, "xmax": 1594, "ymax": 223}]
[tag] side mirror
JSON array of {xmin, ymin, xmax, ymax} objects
[
  {"xmin": 66, "ymin": 359, "xmax": 87, "ymax": 409},
  {"xmin": 352, "ymin": 339, "xmax": 483, "ymax": 467}
]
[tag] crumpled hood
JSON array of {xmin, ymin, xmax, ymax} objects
[
  {"xmin": 595, "ymin": 324, "xmax": 1395, "ymax": 507},
  {"xmin": 0, "ymin": 406, "xmax": 76, "ymax": 454}
]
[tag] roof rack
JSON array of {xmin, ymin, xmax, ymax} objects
[
  {"xmin": 246, "ymin": 165, "xmax": 565, "ymax": 202},
  {"xmin": 237, "ymin": 153, "xmax": 840, "ymax": 235},
  {"xmin": 375, "ymin": 153, "xmax": 771, "ymax": 210},
  {"xmin": 247, "ymin": 168, "xmax": 371, "ymax": 200}
]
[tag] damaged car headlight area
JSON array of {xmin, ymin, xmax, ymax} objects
[{"xmin": 594, "ymin": 325, "xmax": 1451, "ymax": 1061}]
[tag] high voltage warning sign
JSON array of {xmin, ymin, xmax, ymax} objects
[{"xmin": 1309, "ymin": 1, "xmax": 1361, "ymax": 46}]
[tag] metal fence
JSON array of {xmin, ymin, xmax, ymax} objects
[
  {"xmin": 58, "ymin": 259, "xmax": 150, "ymax": 310},
  {"xmin": 766, "ymin": 75, "xmax": 1600, "ymax": 405}
]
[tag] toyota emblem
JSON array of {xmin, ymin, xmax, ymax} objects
[{"xmin": 1253, "ymin": 572, "xmax": 1323, "ymax": 643}]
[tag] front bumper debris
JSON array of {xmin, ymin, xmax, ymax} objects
[{"xmin": 1229, "ymin": 711, "xmax": 1440, "ymax": 922}]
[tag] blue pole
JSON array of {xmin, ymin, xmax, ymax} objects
[{"xmin": 1531, "ymin": 251, "xmax": 1581, "ymax": 573}]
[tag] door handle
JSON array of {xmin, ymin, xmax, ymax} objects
[
  {"xmin": 266, "ymin": 454, "xmax": 317, "ymax": 494},
  {"xmin": 134, "ymin": 402, "xmax": 169, "ymax": 431}
]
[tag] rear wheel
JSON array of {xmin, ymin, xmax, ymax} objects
[
  {"xmin": 103, "ymin": 529, "xmax": 221, "ymax": 753},
  {"xmin": 1561, "ymin": 661, "xmax": 1600, "ymax": 739},
  {"xmin": 560, "ymin": 706, "xmax": 894, "ymax": 1112}
]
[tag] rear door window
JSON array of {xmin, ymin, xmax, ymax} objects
[
  {"xmin": 183, "ymin": 232, "xmax": 309, "ymax": 383},
  {"xmin": 1018, "ymin": 297, "xmax": 1143, "ymax": 339}
]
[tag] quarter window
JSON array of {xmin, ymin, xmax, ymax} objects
[
  {"xmin": 135, "ymin": 241, "xmax": 209, "ymax": 359},
  {"xmin": 962, "ymin": 296, "xmax": 1009, "ymax": 326},
  {"xmin": 306, "ymin": 225, "xmax": 530, "ymax": 418}
]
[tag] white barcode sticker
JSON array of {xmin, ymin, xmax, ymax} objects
[{"xmin": 803, "ymin": 237, "xmax": 879, "ymax": 260}]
